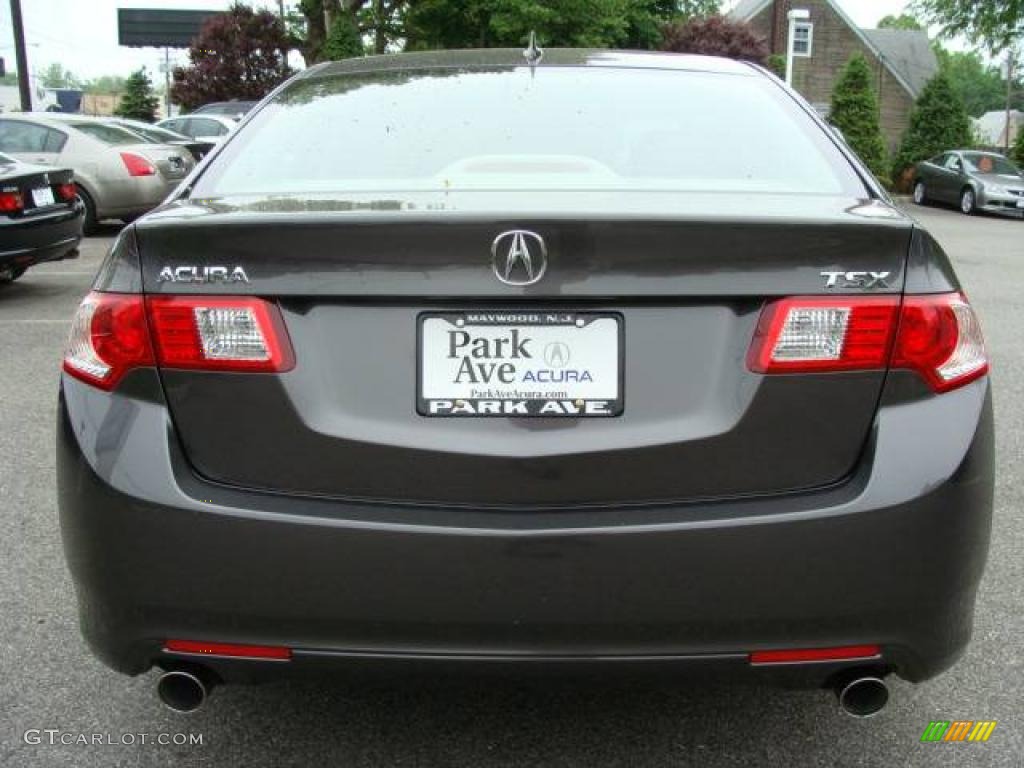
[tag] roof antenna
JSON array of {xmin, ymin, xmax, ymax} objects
[{"xmin": 523, "ymin": 31, "xmax": 544, "ymax": 67}]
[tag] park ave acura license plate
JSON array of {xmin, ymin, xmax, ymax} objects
[{"xmin": 418, "ymin": 311, "xmax": 623, "ymax": 417}]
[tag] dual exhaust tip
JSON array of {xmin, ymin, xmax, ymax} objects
[
  {"xmin": 156, "ymin": 668, "xmax": 215, "ymax": 714},
  {"xmin": 155, "ymin": 666, "xmax": 888, "ymax": 717},
  {"xmin": 836, "ymin": 675, "xmax": 889, "ymax": 718}
]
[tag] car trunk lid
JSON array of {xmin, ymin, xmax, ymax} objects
[{"xmin": 136, "ymin": 192, "xmax": 911, "ymax": 507}]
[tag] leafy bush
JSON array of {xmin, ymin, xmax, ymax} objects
[
  {"xmin": 829, "ymin": 53, "xmax": 889, "ymax": 180},
  {"xmin": 660, "ymin": 15, "xmax": 767, "ymax": 63},
  {"xmin": 114, "ymin": 68, "xmax": 159, "ymax": 122},
  {"xmin": 1014, "ymin": 124, "xmax": 1024, "ymax": 167},
  {"xmin": 892, "ymin": 72, "xmax": 972, "ymax": 189},
  {"xmin": 321, "ymin": 13, "xmax": 364, "ymax": 60}
]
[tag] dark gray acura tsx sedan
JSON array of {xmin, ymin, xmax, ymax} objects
[{"xmin": 57, "ymin": 49, "xmax": 993, "ymax": 717}]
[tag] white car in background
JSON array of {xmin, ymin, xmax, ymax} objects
[
  {"xmin": 0, "ymin": 114, "xmax": 194, "ymax": 233},
  {"xmin": 156, "ymin": 114, "xmax": 236, "ymax": 144}
]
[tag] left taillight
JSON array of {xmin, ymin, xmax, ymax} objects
[
  {"xmin": 64, "ymin": 293, "xmax": 295, "ymax": 391},
  {"xmin": 0, "ymin": 190, "xmax": 24, "ymax": 213},
  {"xmin": 146, "ymin": 296, "xmax": 294, "ymax": 372},
  {"xmin": 63, "ymin": 293, "xmax": 154, "ymax": 390}
]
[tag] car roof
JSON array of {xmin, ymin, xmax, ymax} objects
[{"xmin": 304, "ymin": 48, "xmax": 757, "ymax": 81}]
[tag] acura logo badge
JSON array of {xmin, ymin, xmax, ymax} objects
[{"xmin": 491, "ymin": 230, "xmax": 547, "ymax": 286}]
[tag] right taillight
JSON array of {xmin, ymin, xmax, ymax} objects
[
  {"xmin": 748, "ymin": 292, "xmax": 988, "ymax": 393},
  {"xmin": 119, "ymin": 151, "xmax": 156, "ymax": 177},
  {"xmin": 891, "ymin": 293, "xmax": 988, "ymax": 392}
]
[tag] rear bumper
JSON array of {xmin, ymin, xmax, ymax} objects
[
  {"xmin": 57, "ymin": 371, "xmax": 994, "ymax": 686},
  {"xmin": 91, "ymin": 176, "xmax": 177, "ymax": 219},
  {"xmin": 0, "ymin": 204, "xmax": 83, "ymax": 268}
]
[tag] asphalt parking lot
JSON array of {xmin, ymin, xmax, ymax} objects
[{"xmin": 1, "ymin": 204, "xmax": 1021, "ymax": 767}]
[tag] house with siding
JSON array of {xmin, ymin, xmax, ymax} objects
[{"xmin": 730, "ymin": 0, "xmax": 938, "ymax": 152}]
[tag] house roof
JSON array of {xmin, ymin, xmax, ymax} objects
[
  {"xmin": 974, "ymin": 110, "xmax": 1024, "ymax": 145},
  {"xmin": 729, "ymin": 0, "xmax": 937, "ymax": 98},
  {"xmin": 861, "ymin": 28, "xmax": 938, "ymax": 97}
]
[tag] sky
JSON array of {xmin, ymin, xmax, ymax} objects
[{"xmin": 0, "ymin": 0, "xmax": 921, "ymax": 83}]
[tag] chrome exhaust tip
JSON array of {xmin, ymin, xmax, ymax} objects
[
  {"xmin": 837, "ymin": 675, "xmax": 889, "ymax": 718},
  {"xmin": 156, "ymin": 669, "xmax": 210, "ymax": 714}
]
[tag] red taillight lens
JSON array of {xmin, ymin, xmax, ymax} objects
[
  {"xmin": 892, "ymin": 294, "xmax": 988, "ymax": 392},
  {"xmin": 748, "ymin": 296, "xmax": 899, "ymax": 373},
  {"xmin": 56, "ymin": 182, "xmax": 77, "ymax": 201},
  {"xmin": 119, "ymin": 151, "xmax": 156, "ymax": 177},
  {"xmin": 0, "ymin": 190, "xmax": 24, "ymax": 212},
  {"xmin": 63, "ymin": 293, "xmax": 155, "ymax": 390},
  {"xmin": 748, "ymin": 293, "xmax": 988, "ymax": 393},
  {"xmin": 146, "ymin": 296, "xmax": 294, "ymax": 372}
]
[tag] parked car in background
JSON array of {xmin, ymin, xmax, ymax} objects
[
  {"xmin": 104, "ymin": 117, "xmax": 215, "ymax": 162},
  {"xmin": 913, "ymin": 150, "xmax": 1024, "ymax": 217},
  {"xmin": 156, "ymin": 114, "xmax": 235, "ymax": 144},
  {"xmin": 0, "ymin": 151, "xmax": 82, "ymax": 283},
  {"xmin": 0, "ymin": 114, "xmax": 194, "ymax": 233},
  {"xmin": 59, "ymin": 50, "xmax": 992, "ymax": 718},
  {"xmin": 191, "ymin": 100, "xmax": 257, "ymax": 120}
]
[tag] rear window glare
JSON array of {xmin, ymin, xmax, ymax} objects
[
  {"xmin": 70, "ymin": 123, "xmax": 143, "ymax": 146},
  {"xmin": 193, "ymin": 67, "xmax": 867, "ymax": 198}
]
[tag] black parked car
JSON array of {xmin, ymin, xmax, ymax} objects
[
  {"xmin": 913, "ymin": 150, "xmax": 1024, "ymax": 216},
  {"xmin": 58, "ymin": 50, "xmax": 993, "ymax": 718},
  {"xmin": 0, "ymin": 151, "xmax": 82, "ymax": 283}
]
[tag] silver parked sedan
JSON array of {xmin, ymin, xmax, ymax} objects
[
  {"xmin": 913, "ymin": 150, "xmax": 1024, "ymax": 217},
  {"xmin": 0, "ymin": 114, "xmax": 194, "ymax": 233}
]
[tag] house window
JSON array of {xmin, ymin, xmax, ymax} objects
[{"xmin": 793, "ymin": 21, "xmax": 813, "ymax": 57}]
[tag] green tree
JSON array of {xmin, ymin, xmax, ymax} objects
[
  {"xmin": 114, "ymin": 68, "xmax": 159, "ymax": 122},
  {"xmin": 934, "ymin": 46, "xmax": 1007, "ymax": 117},
  {"xmin": 321, "ymin": 12, "xmax": 364, "ymax": 59},
  {"xmin": 912, "ymin": 0, "xmax": 1023, "ymax": 52},
  {"xmin": 829, "ymin": 53, "xmax": 889, "ymax": 180},
  {"xmin": 877, "ymin": 13, "xmax": 924, "ymax": 30},
  {"xmin": 1013, "ymin": 123, "xmax": 1024, "ymax": 166},
  {"xmin": 39, "ymin": 63, "xmax": 79, "ymax": 89},
  {"xmin": 892, "ymin": 72, "xmax": 973, "ymax": 184},
  {"xmin": 405, "ymin": 0, "xmax": 633, "ymax": 50},
  {"xmin": 84, "ymin": 75, "xmax": 127, "ymax": 95}
]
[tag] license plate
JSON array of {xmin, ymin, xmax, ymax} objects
[
  {"xmin": 418, "ymin": 312, "xmax": 623, "ymax": 417},
  {"xmin": 1016, "ymin": 199, "xmax": 1024, "ymax": 209},
  {"xmin": 31, "ymin": 187, "xmax": 55, "ymax": 207}
]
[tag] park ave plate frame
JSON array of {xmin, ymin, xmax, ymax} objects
[{"xmin": 417, "ymin": 311, "xmax": 624, "ymax": 417}]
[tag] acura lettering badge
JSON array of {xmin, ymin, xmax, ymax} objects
[{"xmin": 492, "ymin": 230, "xmax": 547, "ymax": 286}]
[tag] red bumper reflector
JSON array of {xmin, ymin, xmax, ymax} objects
[
  {"xmin": 749, "ymin": 644, "xmax": 881, "ymax": 664},
  {"xmin": 164, "ymin": 639, "xmax": 292, "ymax": 660}
]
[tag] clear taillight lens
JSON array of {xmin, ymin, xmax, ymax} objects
[
  {"xmin": 748, "ymin": 293, "xmax": 988, "ymax": 393},
  {"xmin": 146, "ymin": 296, "xmax": 294, "ymax": 372},
  {"xmin": 748, "ymin": 297, "xmax": 898, "ymax": 373}
]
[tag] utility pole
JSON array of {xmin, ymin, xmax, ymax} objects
[
  {"xmin": 163, "ymin": 47, "xmax": 171, "ymax": 119},
  {"xmin": 9, "ymin": 0, "xmax": 32, "ymax": 111},
  {"xmin": 1005, "ymin": 50, "xmax": 1015, "ymax": 154}
]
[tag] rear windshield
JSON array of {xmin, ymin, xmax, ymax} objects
[
  {"xmin": 70, "ymin": 122, "xmax": 143, "ymax": 146},
  {"xmin": 963, "ymin": 152, "xmax": 1020, "ymax": 175},
  {"xmin": 194, "ymin": 66, "xmax": 867, "ymax": 198}
]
